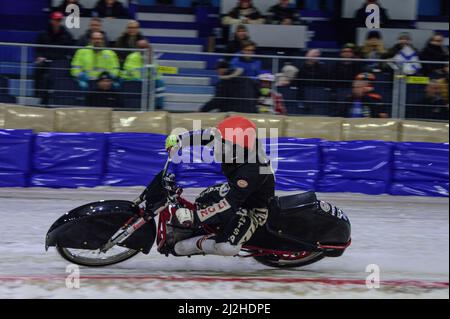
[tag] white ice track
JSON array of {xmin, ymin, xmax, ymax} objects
[{"xmin": 0, "ymin": 187, "xmax": 448, "ymax": 299}]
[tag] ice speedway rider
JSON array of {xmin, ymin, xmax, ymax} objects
[{"xmin": 164, "ymin": 116, "xmax": 275, "ymax": 257}]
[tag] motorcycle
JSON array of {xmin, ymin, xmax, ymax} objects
[{"xmin": 46, "ymin": 151, "xmax": 351, "ymax": 269}]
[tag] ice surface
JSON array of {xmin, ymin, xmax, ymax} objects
[{"xmin": 0, "ymin": 187, "xmax": 448, "ymax": 299}]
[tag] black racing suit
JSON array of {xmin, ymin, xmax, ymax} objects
[{"xmin": 180, "ymin": 129, "xmax": 275, "ymax": 247}]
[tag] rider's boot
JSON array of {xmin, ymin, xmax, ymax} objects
[{"xmin": 174, "ymin": 235, "xmax": 241, "ymax": 256}]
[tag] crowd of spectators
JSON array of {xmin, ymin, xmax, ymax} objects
[
  {"xmin": 210, "ymin": 20, "xmax": 448, "ymax": 119},
  {"xmin": 31, "ymin": 0, "xmax": 448, "ymax": 120},
  {"xmin": 222, "ymin": 0, "xmax": 303, "ymax": 26},
  {"xmin": 33, "ymin": 3, "xmax": 162, "ymax": 109}
]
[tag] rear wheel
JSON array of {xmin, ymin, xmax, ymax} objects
[
  {"xmin": 56, "ymin": 245, "xmax": 140, "ymax": 267},
  {"xmin": 253, "ymin": 251, "xmax": 324, "ymax": 268}
]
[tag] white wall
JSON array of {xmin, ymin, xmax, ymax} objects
[
  {"xmin": 342, "ymin": 0, "xmax": 417, "ymax": 20},
  {"xmin": 221, "ymin": 0, "xmax": 295, "ymax": 15}
]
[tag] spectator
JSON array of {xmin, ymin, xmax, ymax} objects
[
  {"xmin": 420, "ymin": 34, "xmax": 449, "ymax": 77},
  {"xmin": 35, "ymin": 12, "xmax": 74, "ymax": 62},
  {"xmin": 226, "ymin": 24, "xmax": 251, "ymax": 55},
  {"xmin": 276, "ymin": 64, "xmax": 300, "ymax": 114},
  {"xmin": 276, "ymin": 64, "xmax": 299, "ymax": 87},
  {"xmin": 360, "ymin": 30, "xmax": 386, "ymax": 72},
  {"xmin": 383, "ymin": 33, "xmax": 421, "ymax": 75},
  {"xmin": 87, "ymin": 71, "xmax": 122, "ymax": 108},
  {"xmin": 94, "ymin": 0, "xmax": 129, "ymax": 19},
  {"xmin": 230, "ymin": 40, "xmax": 262, "ymax": 77},
  {"xmin": 56, "ymin": 0, "xmax": 88, "ymax": 17},
  {"xmin": 115, "ymin": 20, "xmax": 146, "ymax": 61},
  {"xmin": 222, "ymin": 0, "xmax": 265, "ymax": 25},
  {"xmin": 267, "ymin": 0, "xmax": 302, "ymax": 25},
  {"xmin": 121, "ymin": 39, "xmax": 152, "ymax": 80},
  {"xmin": 77, "ymin": 18, "xmax": 110, "ymax": 46},
  {"xmin": 337, "ymin": 73, "xmax": 387, "ymax": 118},
  {"xmin": 354, "ymin": 0, "xmax": 390, "ymax": 28},
  {"xmin": 412, "ymin": 80, "xmax": 448, "ymax": 120},
  {"xmin": 257, "ymin": 73, "xmax": 287, "ymax": 115},
  {"xmin": 334, "ymin": 43, "xmax": 363, "ymax": 89},
  {"xmin": 121, "ymin": 39, "xmax": 166, "ymax": 109},
  {"xmin": 71, "ymin": 31, "xmax": 120, "ymax": 88},
  {"xmin": 34, "ymin": 11, "xmax": 74, "ymax": 105},
  {"xmin": 201, "ymin": 59, "xmax": 258, "ymax": 113},
  {"xmin": 298, "ymin": 49, "xmax": 327, "ymax": 87}
]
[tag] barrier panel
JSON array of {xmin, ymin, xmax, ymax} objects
[
  {"xmin": 318, "ymin": 140, "xmax": 394, "ymax": 195},
  {"xmin": 112, "ymin": 111, "xmax": 169, "ymax": 134},
  {"xmin": 104, "ymin": 133, "xmax": 167, "ymax": 186},
  {"xmin": 0, "ymin": 129, "xmax": 448, "ymax": 197},
  {"xmin": 3, "ymin": 104, "xmax": 55, "ymax": 132},
  {"xmin": 55, "ymin": 107, "xmax": 112, "ymax": 132},
  {"xmin": 31, "ymin": 132, "xmax": 107, "ymax": 188},
  {"xmin": 0, "ymin": 129, "xmax": 33, "ymax": 186},
  {"xmin": 0, "ymin": 104, "xmax": 4, "ymax": 128},
  {"xmin": 342, "ymin": 118, "xmax": 400, "ymax": 142},
  {"xmin": 390, "ymin": 142, "xmax": 449, "ymax": 197},
  {"xmin": 284, "ymin": 117, "xmax": 343, "ymax": 141},
  {"xmin": 270, "ymin": 138, "xmax": 321, "ymax": 191},
  {"xmin": 400, "ymin": 120, "xmax": 449, "ymax": 143}
]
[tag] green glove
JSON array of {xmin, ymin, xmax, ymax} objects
[{"xmin": 165, "ymin": 134, "xmax": 179, "ymax": 150}]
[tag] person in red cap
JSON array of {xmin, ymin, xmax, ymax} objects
[
  {"xmin": 34, "ymin": 11, "xmax": 74, "ymax": 104},
  {"xmin": 164, "ymin": 116, "xmax": 275, "ymax": 257}
]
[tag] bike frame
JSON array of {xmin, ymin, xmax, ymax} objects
[{"xmin": 100, "ymin": 150, "xmax": 350, "ymax": 260}]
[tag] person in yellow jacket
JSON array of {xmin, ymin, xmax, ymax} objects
[
  {"xmin": 121, "ymin": 39, "xmax": 165, "ymax": 109},
  {"xmin": 71, "ymin": 31, "xmax": 120, "ymax": 88}
]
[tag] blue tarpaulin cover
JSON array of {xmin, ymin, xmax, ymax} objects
[
  {"xmin": 318, "ymin": 141, "xmax": 393, "ymax": 195},
  {"xmin": 390, "ymin": 142, "xmax": 449, "ymax": 196},
  {"xmin": 30, "ymin": 132, "xmax": 106, "ymax": 188},
  {"xmin": 0, "ymin": 130, "xmax": 448, "ymax": 197},
  {"xmin": 104, "ymin": 133, "xmax": 167, "ymax": 186},
  {"xmin": 0, "ymin": 129, "xmax": 33, "ymax": 186}
]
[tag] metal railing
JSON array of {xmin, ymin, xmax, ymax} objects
[{"xmin": 0, "ymin": 42, "xmax": 448, "ymax": 121}]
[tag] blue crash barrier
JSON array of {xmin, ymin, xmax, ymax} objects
[
  {"xmin": 31, "ymin": 132, "xmax": 107, "ymax": 188},
  {"xmin": 0, "ymin": 129, "xmax": 33, "ymax": 187},
  {"xmin": 104, "ymin": 133, "xmax": 167, "ymax": 186},
  {"xmin": 390, "ymin": 142, "xmax": 449, "ymax": 197},
  {"xmin": 0, "ymin": 130, "xmax": 448, "ymax": 197},
  {"xmin": 318, "ymin": 141, "xmax": 394, "ymax": 195}
]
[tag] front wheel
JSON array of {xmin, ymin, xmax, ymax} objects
[
  {"xmin": 253, "ymin": 251, "xmax": 324, "ymax": 268},
  {"xmin": 56, "ymin": 245, "xmax": 140, "ymax": 267}
]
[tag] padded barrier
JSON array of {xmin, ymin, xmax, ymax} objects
[
  {"xmin": 55, "ymin": 107, "xmax": 112, "ymax": 133},
  {"xmin": 318, "ymin": 141, "xmax": 394, "ymax": 195},
  {"xmin": 284, "ymin": 117, "xmax": 343, "ymax": 141},
  {"xmin": 0, "ymin": 129, "xmax": 33, "ymax": 187},
  {"xmin": 112, "ymin": 111, "xmax": 169, "ymax": 134},
  {"xmin": 0, "ymin": 104, "xmax": 5, "ymax": 128},
  {"xmin": 342, "ymin": 118, "xmax": 400, "ymax": 142},
  {"xmin": 0, "ymin": 130, "xmax": 448, "ymax": 197},
  {"xmin": 31, "ymin": 132, "xmax": 107, "ymax": 188},
  {"xmin": 390, "ymin": 142, "xmax": 449, "ymax": 197},
  {"xmin": 3, "ymin": 105, "xmax": 55, "ymax": 132},
  {"xmin": 401, "ymin": 121, "xmax": 449, "ymax": 143},
  {"xmin": 269, "ymin": 138, "xmax": 321, "ymax": 191},
  {"xmin": 103, "ymin": 133, "xmax": 167, "ymax": 186}
]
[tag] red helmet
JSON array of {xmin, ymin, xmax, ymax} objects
[{"xmin": 216, "ymin": 116, "xmax": 257, "ymax": 150}]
